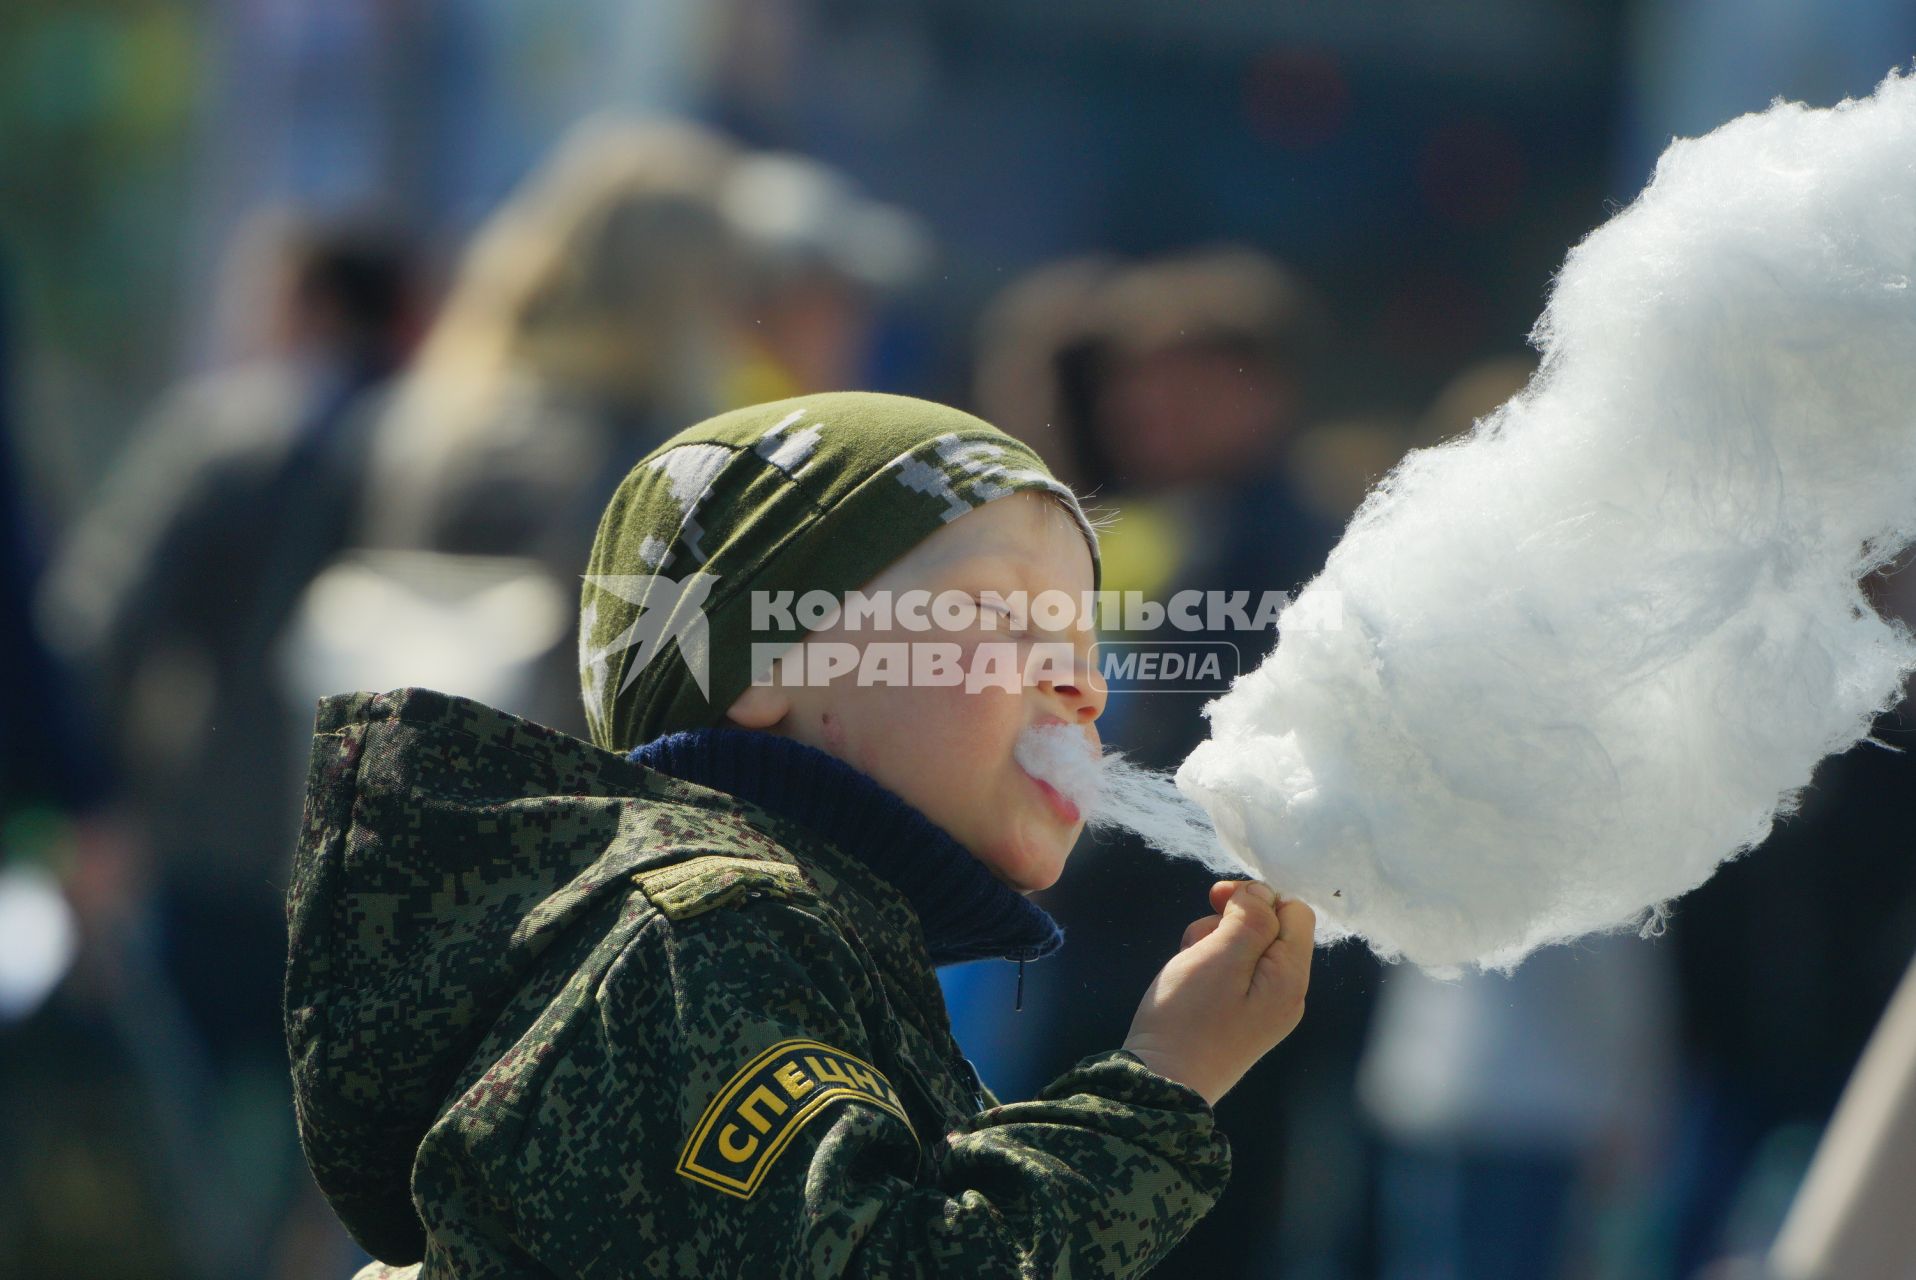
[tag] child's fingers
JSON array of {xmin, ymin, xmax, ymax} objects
[
  {"xmin": 1251, "ymin": 897, "xmax": 1317, "ymax": 968},
  {"xmin": 1180, "ymin": 914, "xmax": 1224, "ymax": 951},
  {"xmin": 1213, "ymin": 880, "xmax": 1283, "ymax": 956},
  {"xmin": 1253, "ymin": 899, "xmax": 1317, "ymax": 1008},
  {"xmin": 1274, "ymin": 896, "xmax": 1316, "ymax": 949},
  {"xmin": 1208, "ymin": 880, "xmax": 1242, "ymax": 915}
]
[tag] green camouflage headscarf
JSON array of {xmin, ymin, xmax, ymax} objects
[{"xmin": 580, "ymin": 391, "xmax": 1101, "ymax": 751}]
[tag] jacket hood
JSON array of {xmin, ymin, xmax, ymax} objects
[{"xmin": 284, "ymin": 687, "xmax": 783, "ymax": 1262}]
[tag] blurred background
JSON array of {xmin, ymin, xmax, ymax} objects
[{"xmin": 2, "ymin": 2, "xmax": 1913, "ymax": 1277}]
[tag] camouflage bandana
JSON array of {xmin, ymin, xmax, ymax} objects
[{"xmin": 579, "ymin": 391, "xmax": 1101, "ymax": 751}]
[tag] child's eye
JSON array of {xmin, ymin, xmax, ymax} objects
[{"xmin": 974, "ymin": 597, "xmax": 1027, "ymax": 634}]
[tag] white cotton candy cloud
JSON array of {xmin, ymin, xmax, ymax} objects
[{"xmin": 1176, "ymin": 70, "xmax": 1916, "ymax": 971}]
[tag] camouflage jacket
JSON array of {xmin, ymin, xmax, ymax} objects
[{"xmin": 286, "ymin": 688, "xmax": 1230, "ymax": 1277}]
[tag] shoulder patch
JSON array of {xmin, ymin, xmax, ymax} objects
[
  {"xmin": 678, "ymin": 1038, "xmax": 917, "ymax": 1199},
  {"xmin": 634, "ymin": 855, "xmax": 810, "ymax": 922}
]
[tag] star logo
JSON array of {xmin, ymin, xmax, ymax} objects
[{"xmin": 580, "ymin": 573, "xmax": 719, "ymax": 709}]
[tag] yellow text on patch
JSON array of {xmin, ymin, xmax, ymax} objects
[{"xmin": 678, "ymin": 1038, "xmax": 917, "ymax": 1199}]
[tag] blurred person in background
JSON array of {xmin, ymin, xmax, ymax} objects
[
  {"xmin": 341, "ymin": 117, "xmax": 743, "ymax": 739},
  {"xmin": 717, "ymin": 149, "xmax": 931, "ymax": 404},
  {"xmin": 359, "ymin": 116, "xmax": 741, "ymax": 566},
  {"xmin": 28, "ymin": 211, "xmax": 415, "ymax": 1278},
  {"xmin": 970, "ymin": 253, "xmax": 1121, "ymax": 497},
  {"xmin": 38, "ymin": 209, "xmax": 415, "ymax": 909},
  {"xmin": 0, "ymin": 259, "xmax": 190, "ymax": 1279},
  {"xmin": 962, "ymin": 245, "xmax": 1373, "ymax": 1276},
  {"xmin": 1358, "ymin": 937, "xmax": 1679, "ymax": 1280},
  {"xmin": 36, "ymin": 206, "xmax": 414, "ymax": 983}
]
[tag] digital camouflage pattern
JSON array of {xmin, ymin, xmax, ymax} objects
[
  {"xmin": 287, "ymin": 687, "xmax": 1229, "ymax": 1277},
  {"xmin": 579, "ymin": 391, "xmax": 1101, "ymax": 751}
]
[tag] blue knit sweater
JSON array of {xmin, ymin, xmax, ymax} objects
[{"xmin": 627, "ymin": 728, "xmax": 1065, "ymax": 968}]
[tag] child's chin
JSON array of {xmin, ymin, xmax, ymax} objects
[
  {"xmin": 979, "ymin": 852, "xmax": 1061, "ymax": 895},
  {"xmin": 1010, "ymin": 856, "xmax": 1068, "ymax": 895}
]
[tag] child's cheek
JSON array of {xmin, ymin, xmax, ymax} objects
[
  {"xmin": 836, "ymin": 680, "xmax": 983, "ymax": 782},
  {"xmin": 948, "ymin": 655, "xmax": 1029, "ymax": 735},
  {"xmin": 903, "ymin": 680, "xmax": 1015, "ymax": 798},
  {"xmin": 918, "ymin": 677, "xmax": 1001, "ymax": 749}
]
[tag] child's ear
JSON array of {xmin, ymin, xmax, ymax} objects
[{"xmin": 725, "ymin": 683, "xmax": 791, "ymax": 729}]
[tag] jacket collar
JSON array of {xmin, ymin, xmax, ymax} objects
[{"xmin": 628, "ymin": 727, "xmax": 1064, "ymax": 968}]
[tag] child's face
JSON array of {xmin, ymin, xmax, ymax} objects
[{"xmin": 727, "ymin": 491, "xmax": 1105, "ymax": 893}]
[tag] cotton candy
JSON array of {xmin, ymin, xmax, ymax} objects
[{"xmin": 1177, "ymin": 70, "xmax": 1916, "ymax": 971}]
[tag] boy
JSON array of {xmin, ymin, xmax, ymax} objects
[{"xmin": 285, "ymin": 392, "xmax": 1313, "ymax": 1277}]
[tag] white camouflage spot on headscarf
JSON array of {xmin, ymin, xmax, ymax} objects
[
  {"xmin": 645, "ymin": 443, "xmax": 735, "ymax": 564},
  {"xmin": 755, "ymin": 410, "xmax": 824, "ymax": 474}
]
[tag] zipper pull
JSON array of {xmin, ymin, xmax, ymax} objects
[{"xmin": 954, "ymin": 1055, "xmax": 990, "ymax": 1113}]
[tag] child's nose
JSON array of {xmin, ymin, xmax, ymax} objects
[{"xmin": 1042, "ymin": 657, "xmax": 1107, "ymax": 723}]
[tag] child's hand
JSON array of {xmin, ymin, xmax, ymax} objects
[{"xmin": 1120, "ymin": 880, "xmax": 1315, "ymax": 1107}]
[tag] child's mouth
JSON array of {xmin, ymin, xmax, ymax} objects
[
  {"xmin": 1015, "ymin": 721, "xmax": 1241, "ymax": 879},
  {"xmin": 1025, "ymin": 769, "xmax": 1082, "ymax": 825},
  {"xmin": 1014, "ymin": 722, "xmax": 1100, "ymax": 826}
]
